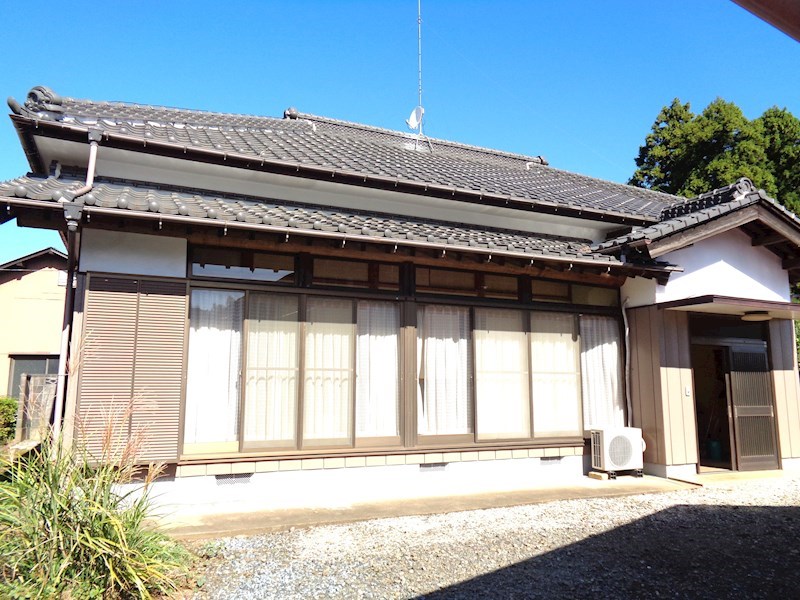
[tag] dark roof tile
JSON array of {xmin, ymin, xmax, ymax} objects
[
  {"xmin": 0, "ymin": 175, "xmax": 620, "ymax": 267},
  {"xmin": 9, "ymin": 87, "xmax": 681, "ymax": 222}
]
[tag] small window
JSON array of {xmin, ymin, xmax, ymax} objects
[
  {"xmin": 416, "ymin": 267, "xmax": 476, "ymax": 296},
  {"xmin": 482, "ymin": 274, "xmax": 518, "ymax": 299},
  {"xmin": 377, "ymin": 264, "xmax": 400, "ymax": 290},
  {"xmin": 313, "ymin": 259, "xmax": 370, "ymax": 288},
  {"xmin": 191, "ymin": 247, "xmax": 295, "ymax": 283},
  {"xmin": 8, "ymin": 355, "xmax": 59, "ymax": 397},
  {"xmin": 532, "ymin": 280, "xmax": 570, "ymax": 302},
  {"xmin": 572, "ymin": 285, "xmax": 619, "ymax": 307}
]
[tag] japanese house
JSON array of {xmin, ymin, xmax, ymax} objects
[{"xmin": 2, "ymin": 86, "xmax": 800, "ymax": 488}]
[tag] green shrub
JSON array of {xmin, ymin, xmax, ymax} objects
[
  {"xmin": 0, "ymin": 433, "xmax": 190, "ymax": 598},
  {"xmin": 0, "ymin": 397, "xmax": 16, "ymax": 445}
]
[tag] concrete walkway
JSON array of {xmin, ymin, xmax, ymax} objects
[{"xmin": 160, "ymin": 474, "xmax": 694, "ymax": 540}]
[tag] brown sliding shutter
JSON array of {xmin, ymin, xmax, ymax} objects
[
  {"xmin": 131, "ymin": 280, "xmax": 188, "ymax": 461},
  {"xmin": 77, "ymin": 276, "xmax": 187, "ymax": 463}
]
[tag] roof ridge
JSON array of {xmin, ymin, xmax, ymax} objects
[
  {"xmin": 288, "ymin": 110, "xmax": 549, "ymax": 165},
  {"xmin": 660, "ymin": 177, "xmax": 757, "ymax": 219}
]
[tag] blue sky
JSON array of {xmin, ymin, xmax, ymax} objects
[{"xmin": 1, "ymin": 0, "xmax": 798, "ymax": 263}]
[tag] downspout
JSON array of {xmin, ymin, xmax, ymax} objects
[
  {"xmin": 52, "ymin": 130, "xmax": 101, "ymax": 443},
  {"xmin": 621, "ymin": 297, "xmax": 633, "ymax": 427}
]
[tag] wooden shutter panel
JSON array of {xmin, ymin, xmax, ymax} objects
[
  {"xmin": 77, "ymin": 276, "xmax": 139, "ymax": 459},
  {"xmin": 132, "ymin": 280, "xmax": 187, "ymax": 461}
]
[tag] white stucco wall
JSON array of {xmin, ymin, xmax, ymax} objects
[
  {"xmin": 79, "ymin": 229, "xmax": 187, "ymax": 278},
  {"xmin": 656, "ymin": 229, "xmax": 789, "ymax": 303},
  {"xmin": 620, "ymin": 276, "xmax": 658, "ymax": 308},
  {"xmin": 622, "ymin": 229, "xmax": 790, "ymax": 307}
]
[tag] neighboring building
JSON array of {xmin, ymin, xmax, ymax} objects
[
  {"xmin": 0, "ymin": 247, "xmax": 66, "ymax": 397},
  {"xmin": 1, "ymin": 86, "xmax": 799, "ymax": 499}
]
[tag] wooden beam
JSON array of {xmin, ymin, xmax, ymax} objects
[
  {"xmin": 751, "ymin": 232, "xmax": 787, "ymax": 247},
  {"xmin": 80, "ymin": 213, "xmax": 627, "ymax": 287},
  {"xmin": 781, "ymin": 256, "xmax": 800, "ymax": 270},
  {"xmin": 753, "ymin": 206, "xmax": 800, "ymax": 250}
]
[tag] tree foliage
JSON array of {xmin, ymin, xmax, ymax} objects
[{"xmin": 630, "ymin": 98, "xmax": 800, "ymax": 213}]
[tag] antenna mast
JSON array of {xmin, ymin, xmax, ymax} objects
[
  {"xmin": 405, "ymin": 0, "xmax": 427, "ymax": 146},
  {"xmin": 417, "ymin": 0, "xmax": 423, "ymax": 137}
]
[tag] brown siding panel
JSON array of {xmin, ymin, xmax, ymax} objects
[
  {"xmin": 132, "ymin": 280, "xmax": 187, "ymax": 462},
  {"xmin": 660, "ymin": 310, "xmax": 697, "ymax": 466},
  {"xmin": 676, "ymin": 312, "xmax": 698, "ymax": 465},
  {"xmin": 629, "ymin": 306, "xmax": 662, "ymax": 464}
]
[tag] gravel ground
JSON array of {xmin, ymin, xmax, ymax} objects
[{"xmin": 188, "ymin": 475, "xmax": 800, "ymax": 599}]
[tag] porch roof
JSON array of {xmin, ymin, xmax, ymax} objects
[
  {"xmin": 594, "ymin": 178, "xmax": 800, "ymax": 283},
  {"xmin": 658, "ymin": 295, "xmax": 800, "ymax": 321}
]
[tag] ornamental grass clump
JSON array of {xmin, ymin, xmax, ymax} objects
[{"xmin": 0, "ymin": 429, "xmax": 189, "ymax": 599}]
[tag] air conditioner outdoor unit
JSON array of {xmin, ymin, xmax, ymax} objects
[{"xmin": 591, "ymin": 427, "xmax": 645, "ymax": 477}]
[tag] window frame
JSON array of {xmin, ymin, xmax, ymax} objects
[{"xmin": 180, "ymin": 253, "xmax": 622, "ymax": 459}]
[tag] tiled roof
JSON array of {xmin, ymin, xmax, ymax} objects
[
  {"xmin": 594, "ymin": 178, "xmax": 800, "ymax": 252},
  {"xmin": 0, "ymin": 175, "xmax": 620, "ymax": 266},
  {"xmin": 8, "ymin": 86, "xmax": 679, "ymax": 223}
]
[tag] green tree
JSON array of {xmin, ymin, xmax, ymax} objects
[{"xmin": 630, "ymin": 98, "xmax": 800, "ymax": 213}]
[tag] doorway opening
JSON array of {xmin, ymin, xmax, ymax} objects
[
  {"xmin": 689, "ymin": 315, "xmax": 780, "ymax": 472},
  {"xmin": 691, "ymin": 345, "xmax": 732, "ymax": 471}
]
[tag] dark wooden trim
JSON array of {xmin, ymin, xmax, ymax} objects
[{"xmin": 647, "ymin": 207, "xmax": 760, "ymax": 258}]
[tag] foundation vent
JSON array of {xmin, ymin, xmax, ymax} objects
[
  {"xmin": 215, "ymin": 473, "xmax": 253, "ymax": 486},
  {"xmin": 419, "ymin": 462, "xmax": 448, "ymax": 472}
]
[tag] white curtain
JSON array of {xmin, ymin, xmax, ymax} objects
[
  {"xmin": 475, "ymin": 308, "xmax": 530, "ymax": 440},
  {"xmin": 530, "ymin": 312, "xmax": 582, "ymax": 437},
  {"xmin": 580, "ymin": 315, "xmax": 625, "ymax": 430},
  {"xmin": 303, "ymin": 297, "xmax": 354, "ymax": 444},
  {"xmin": 184, "ymin": 289, "xmax": 244, "ymax": 444},
  {"xmin": 244, "ymin": 294, "xmax": 299, "ymax": 445},
  {"xmin": 417, "ymin": 305, "xmax": 472, "ymax": 436},
  {"xmin": 356, "ymin": 301, "xmax": 400, "ymax": 439}
]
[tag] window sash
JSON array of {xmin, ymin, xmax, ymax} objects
[
  {"xmin": 530, "ymin": 312, "xmax": 583, "ymax": 438},
  {"xmin": 356, "ymin": 301, "xmax": 401, "ymax": 441},
  {"xmin": 580, "ymin": 315, "xmax": 625, "ymax": 431},
  {"xmin": 416, "ymin": 305, "xmax": 473, "ymax": 437},
  {"xmin": 474, "ymin": 308, "xmax": 531, "ymax": 440},
  {"xmin": 184, "ymin": 289, "xmax": 244, "ymax": 453},
  {"xmin": 302, "ymin": 297, "xmax": 355, "ymax": 447},
  {"xmin": 243, "ymin": 293, "xmax": 300, "ymax": 448}
]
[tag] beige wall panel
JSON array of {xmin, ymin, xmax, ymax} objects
[
  {"xmin": 0, "ymin": 266, "xmax": 65, "ymax": 395},
  {"xmin": 770, "ymin": 320, "xmax": 800, "ymax": 458}
]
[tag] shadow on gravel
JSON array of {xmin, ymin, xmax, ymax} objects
[{"xmin": 423, "ymin": 504, "xmax": 800, "ymax": 599}]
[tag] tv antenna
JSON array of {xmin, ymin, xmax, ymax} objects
[{"xmin": 406, "ymin": 0, "xmax": 430, "ymax": 150}]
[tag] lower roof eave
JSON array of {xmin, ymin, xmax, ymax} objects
[
  {"xmin": 657, "ymin": 295, "xmax": 800, "ymax": 320},
  {"xmin": 1, "ymin": 195, "xmax": 623, "ymax": 272}
]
